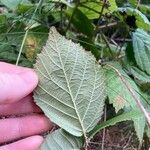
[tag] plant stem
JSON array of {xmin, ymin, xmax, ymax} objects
[
  {"xmin": 101, "ymin": 33, "xmax": 114, "ymax": 57},
  {"xmin": 98, "ymin": 22, "xmax": 118, "ymax": 30},
  {"xmin": 16, "ymin": 30, "xmax": 29, "ymax": 65},
  {"xmin": 101, "ymin": 106, "xmax": 107, "ymax": 150},
  {"xmin": 16, "ymin": 0, "xmax": 43, "ymax": 65},
  {"xmin": 94, "ymin": 0, "xmax": 107, "ymax": 35},
  {"xmin": 65, "ymin": 1, "xmax": 80, "ymax": 33},
  {"xmin": 107, "ymin": 64, "xmax": 150, "ymax": 125}
]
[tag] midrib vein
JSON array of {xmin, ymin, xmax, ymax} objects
[{"xmin": 54, "ymin": 36, "xmax": 87, "ymax": 137}]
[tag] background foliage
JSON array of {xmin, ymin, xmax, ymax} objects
[{"xmin": 0, "ymin": 0, "xmax": 150, "ymax": 149}]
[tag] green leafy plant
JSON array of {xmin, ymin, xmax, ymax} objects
[{"xmin": 0, "ymin": 0, "xmax": 150, "ymax": 149}]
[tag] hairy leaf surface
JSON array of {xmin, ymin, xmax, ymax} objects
[
  {"xmin": 34, "ymin": 27, "xmax": 106, "ymax": 137},
  {"xmin": 132, "ymin": 29, "xmax": 150, "ymax": 75},
  {"xmin": 105, "ymin": 63, "xmax": 138, "ymax": 111},
  {"xmin": 41, "ymin": 129, "xmax": 83, "ymax": 150},
  {"xmin": 104, "ymin": 63, "xmax": 146, "ymax": 142},
  {"xmin": 130, "ymin": 66, "xmax": 150, "ymax": 83}
]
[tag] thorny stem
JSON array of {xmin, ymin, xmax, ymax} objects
[{"xmin": 107, "ymin": 64, "xmax": 150, "ymax": 125}]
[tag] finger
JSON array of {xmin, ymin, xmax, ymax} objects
[
  {"xmin": 0, "ymin": 62, "xmax": 38, "ymax": 104},
  {"xmin": 0, "ymin": 62, "xmax": 33, "ymax": 74},
  {"xmin": 0, "ymin": 115, "xmax": 52, "ymax": 143},
  {"xmin": 0, "ymin": 136, "xmax": 44, "ymax": 150},
  {"xmin": 0, "ymin": 94, "xmax": 41, "ymax": 116}
]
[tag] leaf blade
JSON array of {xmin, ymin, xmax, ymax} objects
[
  {"xmin": 132, "ymin": 29, "xmax": 150, "ymax": 75},
  {"xmin": 41, "ymin": 129, "xmax": 83, "ymax": 150},
  {"xmin": 34, "ymin": 27, "xmax": 106, "ymax": 137}
]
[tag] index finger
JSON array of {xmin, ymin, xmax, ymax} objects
[{"xmin": 0, "ymin": 62, "xmax": 38, "ymax": 104}]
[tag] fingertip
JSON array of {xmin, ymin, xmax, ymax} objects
[
  {"xmin": 30, "ymin": 135, "xmax": 44, "ymax": 148},
  {"xmin": 20, "ymin": 69, "xmax": 38, "ymax": 89}
]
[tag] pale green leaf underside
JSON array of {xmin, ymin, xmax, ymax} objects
[
  {"xmin": 132, "ymin": 29, "xmax": 150, "ymax": 75},
  {"xmin": 130, "ymin": 66, "xmax": 150, "ymax": 83},
  {"xmin": 41, "ymin": 129, "xmax": 82, "ymax": 150},
  {"xmin": 34, "ymin": 27, "xmax": 106, "ymax": 137}
]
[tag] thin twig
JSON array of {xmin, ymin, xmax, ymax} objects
[
  {"xmin": 97, "ymin": 22, "xmax": 118, "ymax": 30},
  {"xmin": 107, "ymin": 64, "xmax": 150, "ymax": 125},
  {"xmin": 101, "ymin": 33, "xmax": 114, "ymax": 57},
  {"xmin": 114, "ymin": 38, "xmax": 132, "ymax": 42},
  {"xmin": 94, "ymin": 0, "xmax": 107, "ymax": 35},
  {"xmin": 101, "ymin": 106, "xmax": 107, "ymax": 150}
]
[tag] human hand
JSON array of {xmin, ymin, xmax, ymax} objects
[{"xmin": 0, "ymin": 62, "xmax": 52, "ymax": 150}]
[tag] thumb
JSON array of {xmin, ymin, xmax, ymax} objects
[{"xmin": 0, "ymin": 64, "xmax": 38, "ymax": 104}]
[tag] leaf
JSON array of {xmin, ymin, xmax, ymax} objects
[
  {"xmin": 41, "ymin": 129, "xmax": 83, "ymax": 150},
  {"xmin": 79, "ymin": 0, "xmax": 117, "ymax": 19},
  {"xmin": 1, "ymin": 0, "xmax": 30, "ymax": 10},
  {"xmin": 132, "ymin": 29, "xmax": 150, "ymax": 75},
  {"xmin": 51, "ymin": 0, "xmax": 74, "ymax": 7},
  {"xmin": 104, "ymin": 62, "xmax": 146, "ymax": 142},
  {"xmin": 133, "ymin": 115, "xmax": 146, "ymax": 142},
  {"xmin": 65, "ymin": 8, "xmax": 94, "ymax": 37},
  {"xmin": 34, "ymin": 27, "xmax": 106, "ymax": 137},
  {"xmin": 139, "ymin": 4, "xmax": 150, "ymax": 17},
  {"xmin": 89, "ymin": 108, "xmax": 144, "ymax": 138},
  {"xmin": 117, "ymin": 7, "xmax": 150, "ymax": 31},
  {"xmin": 104, "ymin": 63, "xmax": 138, "ymax": 112},
  {"xmin": 130, "ymin": 66, "xmax": 150, "ymax": 83},
  {"xmin": 128, "ymin": 0, "xmax": 138, "ymax": 7},
  {"xmin": 16, "ymin": 3, "xmax": 34, "ymax": 14}
]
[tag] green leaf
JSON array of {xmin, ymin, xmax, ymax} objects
[
  {"xmin": 34, "ymin": 27, "xmax": 106, "ymax": 137},
  {"xmin": 78, "ymin": 2, "xmax": 100, "ymax": 19},
  {"xmin": 133, "ymin": 115, "xmax": 146, "ymax": 142},
  {"xmin": 16, "ymin": 3, "xmax": 34, "ymax": 14},
  {"xmin": 89, "ymin": 108, "xmax": 144, "ymax": 138},
  {"xmin": 41, "ymin": 129, "xmax": 83, "ymax": 150},
  {"xmin": 0, "ymin": 14, "xmax": 7, "ymax": 24},
  {"xmin": 79, "ymin": 0, "xmax": 118, "ymax": 19},
  {"xmin": 66, "ymin": 8, "xmax": 94, "ymax": 37},
  {"xmin": 104, "ymin": 62, "xmax": 146, "ymax": 142},
  {"xmin": 105, "ymin": 63, "xmax": 138, "ymax": 112},
  {"xmin": 130, "ymin": 66, "xmax": 150, "ymax": 83},
  {"xmin": 139, "ymin": 4, "xmax": 150, "ymax": 17},
  {"xmin": 132, "ymin": 29, "xmax": 150, "ymax": 75},
  {"xmin": 1, "ymin": 0, "xmax": 30, "ymax": 10},
  {"xmin": 117, "ymin": 7, "xmax": 150, "ymax": 31},
  {"xmin": 128, "ymin": 0, "xmax": 138, "ymax": 7}
]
